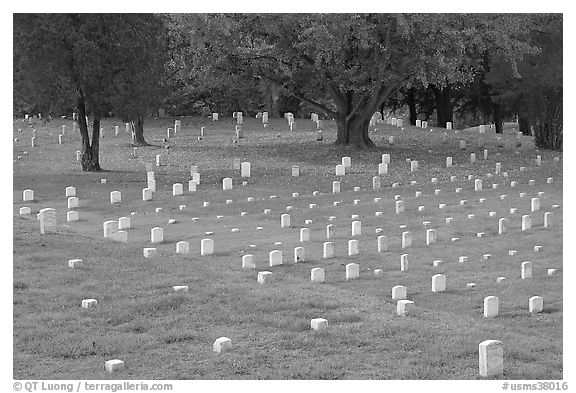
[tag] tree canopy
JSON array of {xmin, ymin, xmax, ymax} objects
[
  {"xmin": 14, "ymin": 13, "xmax": 562, "ymax": 157},
  {"xmin": 14, "ymin": 13, "xmax": 172, "ymax": 169},
  {"xmin": 170, "ymin": 13, "xmax": 541, "ymax": 148}
]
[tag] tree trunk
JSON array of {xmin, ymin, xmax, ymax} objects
[
  {"xmin": 301, "ymin": 83, "xmax": 396, "ymax": 150},
  {"xmin": 493, "ymin": 103, "xmax": 503, "ymax": 134},
  {"xmin": 90, "ymin": 117, "xmax": 102, "ymax": 170},
  {"xmin": 132, "ymin": 117, "xmax": 149, "ymax": 146},
  {"xmin": 335, "ymin": 115, "xmax": 375, "ymax": 149},
  {"xmin": 431, "ymin": 85, "xmax": 453, "ymax": 128},
  {"xmin": 518, "ymin": 116, "xmax": 531, "ymax": 136},
  {"xmin": 262, "ymin": 79, "xmax": 280, "ymax": 118},
  {"xmin": 406, "ymin": 88, "xmax": 417, "ymax": 125},
  {"xmin": 534, "ymin": 96, "xmax": 562, "ymax": 150},
  {"xmin": 77, "ymin": 94, "xmax": 102, "ymax": 172}
]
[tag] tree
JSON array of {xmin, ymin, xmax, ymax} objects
[
  {"xmin": 486, "ymin": 14, "xmax": 562, "ymax": 149},
  {"xmin": 106, "ymin": 15, "xmax": 171, "ymax": 146},
  {"xmin": 180, "ymin": 14, "xmax": 536, "ymax": 149},
  {"xmin": 14, "ymin": 14, "xmax": 170, "ymax": 170}
]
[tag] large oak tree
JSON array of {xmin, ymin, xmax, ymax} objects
[{"xmin": 178, "ymin": 13, "xmax": 534, "ymax": 149}]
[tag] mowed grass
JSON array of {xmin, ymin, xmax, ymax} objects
[{"xmin": 13, "ymin": 116, "xmax": 562, "ymax": 379}]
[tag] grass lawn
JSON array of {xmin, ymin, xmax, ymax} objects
[{"xmin": 12, "ymin": 115, "xmax": 562, "ymax": 380}]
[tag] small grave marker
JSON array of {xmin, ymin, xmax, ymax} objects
[
  {"xmin": 529, "ymin": 296, "xmax": 543, "ymax": 314},
  {"xmin": 479, "ymin": 340, "xmax": 503, "ymax": 377},
  {"xmin": 201, "ymin": 239, "xmax": 214, "ymax": 256},
  {"xmin": 323, "ymin": 242, "xmax": 334, "ymax": 259},
  {"xmin": 345, "ymin": 263, "xmax": 359, "ymax": 280},
  {"xmin": 483, "ymin": 296, "xmax": 499, "ymax": 318},
  {"xmin": 521, "ymin": 261, "xmax": 532, "ymax": 279},
  {"xmin": 432, "ymin": 274, "xmax": 446, "ymax": 292},
  {"xmin": 396, "ymin": 300, "xmax": 415, "ymax": 316},
  {"xmin": 348, "ymin": 239, "xmax": 359, "ymax": 256}
]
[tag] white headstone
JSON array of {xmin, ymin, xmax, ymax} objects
[
  {"xmin": 529, "ymin": 296, "xmax": 543, "ymax": 313},
  {"xmin": 38, "ymin": 208, "xmax": 57, "ymax": 234},
  {"xmin": 342, "ymin": 156, "xmax": 351, "ymax": 168},
  {"xmin": 311, "ymin": 267, "xmax": 325, "ymax": 283},
  {"xmin": 81, "ymin": 299, "xmax": 98, "ymax": 309},
  {"xmin": 142, "ymin": 188, "xmax": 153, "ymax": 201},
  {"xmin": 23, "ymin": 189, "xmax": 34, "ymax": 202},
  {"xmin": 392, "ymin": 285, "xmax": 407, "ymax": 300},
  {"xmin": 332, "ymin": 181, "xmax": 341, "ymax": 193},
  {"xmin": 280, "ymin": 214, "xmax": 291, "ymax": 228},
  {"xmin": 67, "ymin": 211, "xmax": 78, "ymax": 222},
  {"xmin": 348, "ymin": 239, "xmax": 359, "ymax": 256},
  {"xmin": 544, "ymin": 212, "xmax": 552, "ymax": 228},
  {"xmin": 483, "ymin": 296, "xmax": 499, "ymax": 318},
  {"xmin": 257, "ymin": 271, "xmax": 273, "ymax": 284},
  {"xmin": 143, "ymin": 248, "xmax": 158, "ymax": 258},
  {"xmin": 474, "ymin": 179, "xmax": 482, "ymax": 191},
  {"xmin": 378, "ymin": 163, "xmax": 388, "ymax": 175},
  {"xmin": 432, "ymin": 274, "xmax": 446, "ymax": 292},
  {"xmin": 335, "ymin": 164, "xmax": 345, "ymax": 176},
  {"xmin": 172, "ymin": 241, "xmax": 189, "ymax": 254},
  {"xmin": 400, "ymin": 254, "xmax": 410, "ymax": 271},
  {"xmin": 66, "ymin": 196, "xmax": 79, "ymax": 209},
  {"xmin": 293, "ymin": 246, "xmax": 305, "ymax": 263},
  {"xmin": 401, "ymin": 232, "xmax": 412, "ymax": 248},
  {"xmin": 521, "ymin": 261, "xmax": 532, "ymax": 279},
  {"xmin": 299, "ymin": 228, "xmax": 310, "ymax": 243},
  {"xmin": 426, "ymin": 229, "xmax": 436, "ymax": 245},
  {"xmin": 150, "ymin": 227, "xmax": 164, "ymax": 243},
  {"xmin": 222, "ymin": 178, "xmax": 233, "ymax": 191},
  {"xmin": 396, "ymin": 300, "xmax": 415, "ymax": 316},
  {"xmin": 110, "ymin": 191, "xmax": 121, "ymax": 204},
  {"xmin": 201, "ymin": 238, "xmax": 214, "ymax": 256},
  {"xmin": 395, "ymin": 200, "xmax": 404, "ymax": 214},
  {"xmin": 213, "ymin": 337, "xmax": 232, "ymax": 354},
  {"xmin": 172, "ymin": 183, "xmax": 183, "ymax": 196},
  {"xmin": 479, "ymin": 340, "xmax": 503, "ymax": 377},
  {"xmin": 65, "ymin": 186, "xmax": 76, "ymax": 197},
  {"xmin": 498, "ymin": 218, "xmax": 507, "ymax": 235},
  {"xmin": 531, "ymin": 198, "xmax": 540, "ymax": 212},
  {"xmin": 192, "ymin": 172, "xmax": 200, "ymax": 185},
  {"xmin": 351, "ymin": 221, "xmax": 361, "ymax": 237},
  {"xmin": 521, "ymin": 215, "xmax": 531, "ymax": 231},
  {"xmin": 242, "ymin": 254, "xmax": 255, "ymax": 269},
  {"xmin": 241, "ymin": 162, "xmax": 251, "ymax": 178},
  {"xmin": 323, "ymin": 242, "xmax": 334, "ymax": 259},
  {"xmin": 345, "ymin": 263, "xmax": 359, "ymax": 280},
  {"xmin": 118, "ymin": 217, "xmax": 130, "ymax": 230},
  {"xmin": 311, "ymin": 318, "xmax": 328, "ymax": 331},
  {"xmin": 269, "ymin": 250, "xmax": 282, "ymax": 266}
]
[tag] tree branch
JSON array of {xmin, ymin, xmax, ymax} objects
[
  {"xmin": 327, "ymin": 84, "xmax": 347, "ymax": 116},
  {"xmin": 345, "ymin": 96, "xmax": 369, "ymax": 122},
  {"xmin": 292, "ymin": 93, "xmax": 338, "ymax": 119}
]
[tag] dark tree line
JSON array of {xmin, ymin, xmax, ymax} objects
[{"xmin": 14, "ymin": 13, "xmax": 562, "ymax": 173}]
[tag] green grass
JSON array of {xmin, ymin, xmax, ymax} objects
[{"xmin": 13, "ymin": 116, "xmax": 562, "ymax": 379}]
